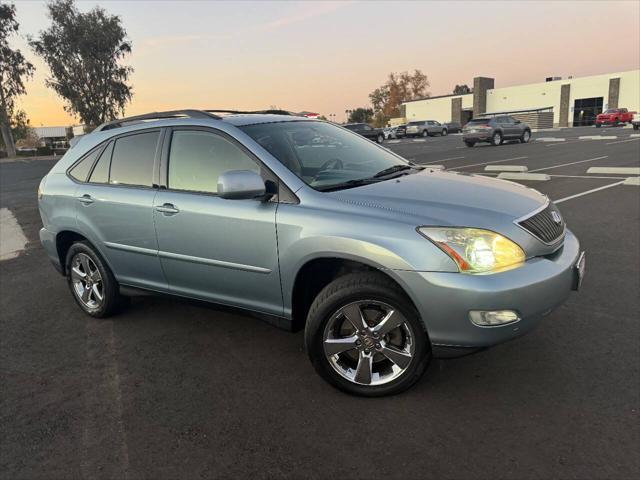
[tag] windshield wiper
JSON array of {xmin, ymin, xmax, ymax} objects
[
  {"xmin": 315, "ymin": 178, "xmax": 380, "ymax": 192},
  {"xmin": 373, "ymin": 164, "xmax": 415, "ymax": 178}
]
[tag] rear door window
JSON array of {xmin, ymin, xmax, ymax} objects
[
  {"xmin": 109, "ymin": 131, "xmax": 160, "ymax": 187},
  {"xmin": 89, "ymin": 142, "xmax": 113, "ymax": 183}
]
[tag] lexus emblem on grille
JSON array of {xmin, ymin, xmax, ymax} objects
[{"xmin": 551, "ymin": 211, "xmax": 562, "ymax": 225}]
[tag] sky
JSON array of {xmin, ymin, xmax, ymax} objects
[{"xmin": 9, "ymin": 0, "xmax": 640, "ymax": 126}]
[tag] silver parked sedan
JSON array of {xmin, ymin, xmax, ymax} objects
[
  {"xmin": 38, "ymin": 109, "xmax": 584, "ymax": 396},
  {"xmin": 406, "ymin": 120, "xmax": 448, "ymax": 137}
]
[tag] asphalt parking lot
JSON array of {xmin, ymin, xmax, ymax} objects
[{"xmin": 1, "ymin": 125, "xmax": 639, "ymax": 479}]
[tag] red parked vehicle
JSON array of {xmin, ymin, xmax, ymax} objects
[{"xmin": 595, "ymin": 108, "xmax": 635, "ymax": 127}]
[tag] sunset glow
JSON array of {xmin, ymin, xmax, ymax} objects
[{"xmin": 11, "ymin": 0, "xmax": 640, "ymax": 126}]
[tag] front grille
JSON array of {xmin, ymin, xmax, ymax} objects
[{"xmin": 518, "ymin": 203, "xmax": 565, "ymax": 244}]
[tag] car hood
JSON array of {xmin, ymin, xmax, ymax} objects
[{"xmin": 329, "ymin": 169, "xmax": 547, "ymax": 228}]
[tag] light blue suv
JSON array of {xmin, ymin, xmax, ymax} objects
[{"xmin": 38, "ymin": 110, "xmax": 585, "ymax": 396}]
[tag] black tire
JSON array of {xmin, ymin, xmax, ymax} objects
[
  {"xmin": 376, "ymin": 133, "xmax": 384, "ymax": 144},
  {"xmin": 304, "ymin": 272, "xmax": 431, "ymax": 397},
  {"xmin": 65, "ymin": 241, "xmax": 127, "ymax": 318},
  {"xmin": 634, "ymin": 124, "xmax": 639, "ymax": 130},
  {"xmin": 464, "ymin": 141, "xmax": 475, "ymax": 148},
  {"xmin": 421, "ymin": 130, "xmax": 429, "ymax": 137},
  {"xmin": 441, "ymin": 128, "xmax": 448, "ymax": 136},
  {"xmin": 595, "ymin": 124, "xmax": 601, "ymax": 128},
  {"xmin": 491, "ymin": 131, "xmax": 503, "ymax": 146},
  {"xmin": 520, "ymin": 129, "xmax": 531, "ymax": 143}
]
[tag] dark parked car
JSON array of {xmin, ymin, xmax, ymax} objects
[
  {"xmin": 462, "ymin": 116, "xmax": 531, "ymax": 147},
  {"xmin": 444, "ymin": 122, "xmax": 462, "ymax": 133},
  {"xmin": 343, "ymin": 123, "xmax": 385, "ymax": 143},
  {"xmin": 393, "ymin": 124, "xmax": 407, "ymax": 138}
]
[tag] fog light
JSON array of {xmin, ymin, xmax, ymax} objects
[{"xmin": 469, "ymin": 310, "xmax": 520, "ymax": 327}]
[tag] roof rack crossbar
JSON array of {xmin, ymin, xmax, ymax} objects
[{"xmin": 95, "ymin": 109, "xmax": 221, "ymax": 132}]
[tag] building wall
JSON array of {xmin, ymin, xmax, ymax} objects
[
  {"xmin": 404, "ymin": 94, "xmax": 472, "ymax": 123},
  {"xmin": 402, "ymin": 70, "xmax": 639, "ymax": 128}
]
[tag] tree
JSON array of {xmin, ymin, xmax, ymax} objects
[
  {"xmin": 453, "ymin": 84, "xmax": 472, "ymax": 95},
  {"xmin": 30, "ymin": 0, "xmax": 133, "ymax": 129},
  {"xmin": 346, "ymin": 108, "xmax": 373, "ymax": 124},
  {"xmin": 368, "ymin": 70, "xmax": 430, "ymax": 124},
  {"xmin": 0, "ymin": 3, "xmax": 35, "ymax": 157}
]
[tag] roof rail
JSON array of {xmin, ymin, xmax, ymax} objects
[
  {"xmin": 94, "ymin": 109, "xmax": 221, "ymax": 132},
  {"xmin": 204, "ymin": 109, "xmax": 292, "ymax": 116}
]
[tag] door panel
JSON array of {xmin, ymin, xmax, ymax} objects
[
  {"xmin": 153, "ymin": 192, "xmax": 281, "ymax": 315},
  {"xmin": 153, "ymin": 127, "xmax": 282, "ymax": 316},
  {"xmin": 75, "ymin": 184, "xmax": 166, "ymax": 290}
]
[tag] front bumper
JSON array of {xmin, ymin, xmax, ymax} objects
[{"xmin": 395, "ymin": 230, "xmax": 581, "ymax": 355}]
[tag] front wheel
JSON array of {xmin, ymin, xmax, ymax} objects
[
  {"xmin": 305, "ymin": 272, "xmax": 431, "ymax": 396},
  {"xmin": 376, "ymin": 133, "xmax": 384, "ymax": 144},
  {"xmin": 464, "ymin": 141, "xmax": 475, "ymax": 148},
  {"xmin": 421, "ymin": 130, "xmax": 429, "ymax": 137},
  {"xmin": 634, "ymin": 124, "xmax": 639, "ymax": 130},
  {"xmin": 595, "ymin": 123, "xmax": 601, "ymax": 128},
  {"xmin": 520, "ymin": 130, "xmax": 531, "ymax": 143},
  {"xmin": 441, "ymin": 129, "xmax": 448, "ymax": 136}
]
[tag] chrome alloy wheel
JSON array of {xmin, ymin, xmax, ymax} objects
[
  {"xmin": 70, "ymin": 253, "xmax": 104, "ymax": 309},
  {"xmin": 523, "ymin": 130, "xmax": 531, "ymax": 142},
  {"xmin": 323, "ymin": 300, "xmax": 415, "ymax": 386}
]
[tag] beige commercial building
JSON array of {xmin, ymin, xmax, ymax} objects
[{"xmin": 400, "ymin": 69, "xmax": 639, "ymax": 129}]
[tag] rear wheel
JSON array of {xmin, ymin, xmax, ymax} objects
[
  {"xmin": 595, "ymin": 124, "xmax": 601, "ymax": 128},
  {"xmin": 376, "ymin": 133, "xmax": 384, "ymax": 144},
  {"xmin": 305, "ymin": 272, "xmax": 431, "ymax": 396},
  {"xmin": 634, "ymin": 124, "xmax": 639, "ymax": 130},
  {"xmin": 66, "ymin": 241, "xmax": 127, "ymax": 318},
  {"xmin": 464, "ymin": 141, "xmax": 475, "ymax": 148},
  {"xmin": 520, "ymin": 129, "xmax": 531, "ymax": 143},
  {"xmin": 441, "ymin": 129, "xmax": 448, "ymax": 136},
  {"xmin": 491, "ymin": 131, "xmax": 503, "ymax": 146},
  {"xmin": 421, "ymin": 130, "xmax": 429, "ymax": 137}
]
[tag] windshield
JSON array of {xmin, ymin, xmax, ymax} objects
[
  {"xmin": 603, "ymin": 109, "xmax": 619, "ymax": 114},
  {"xmin": 240, "ymin": 121, "xmax": 411, "ymax": 190}
]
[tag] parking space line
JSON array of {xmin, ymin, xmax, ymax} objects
[
  {"xmin": 605, "ymin": 138, "xmax": 640, "ymax": 145},
  {"xmin": 422, "ymin": 156, "xmax": 464, "ymax": 165},
  {"xmin": 529, "ymin": 155, "xmax": 608, "ymax": 172},
  {"xmin": 554, "ymin": 180, "xmax": 625, "ymax": 204},
  {"xmin": 450, "ymin": 156, "xmax": 528, "ymax": 170},
  {"xmin": 535, "ymin": 137, "xmax": 565, "ymax": 142}
]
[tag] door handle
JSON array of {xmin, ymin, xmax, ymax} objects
[
  {"xmin": 77, "ymin": 194, "xmax": 94, "ymax": 204},
  {"xmin": 155, "ymin": 203, "xmax": 180, "ymax": 215}
]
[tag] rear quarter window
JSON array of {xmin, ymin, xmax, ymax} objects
[{"xmin": 69, "ymin": 147, "xmax": 101, "ymax": 182}]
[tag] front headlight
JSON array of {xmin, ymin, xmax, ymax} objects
[{"xmin": 418, "ymin": 227, "xmax": 525, "ymax": 274}]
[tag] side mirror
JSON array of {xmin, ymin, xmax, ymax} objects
[{"xmin": 218, "ymin": 170, "xmax": 266, "ymax": 200}]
